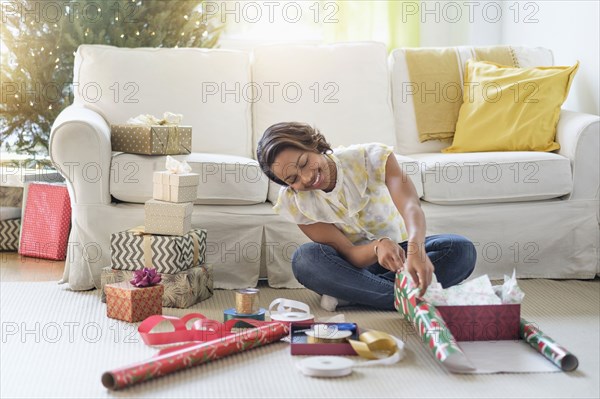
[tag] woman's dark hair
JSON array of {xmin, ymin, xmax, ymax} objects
[{"xmin": 256, "ymin": 122, "xmax": 332, "ymax": 186}]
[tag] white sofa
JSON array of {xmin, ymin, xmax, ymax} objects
[{"xmin": 50, "ymin": 43, "xmax": 600, "ymax": 291}]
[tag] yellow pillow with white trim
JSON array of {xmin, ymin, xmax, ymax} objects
[{"xmin": 442, "ymin": 60, "xmax": 579, "ymax": 153}]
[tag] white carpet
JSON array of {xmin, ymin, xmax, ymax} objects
[{"xmin": 0, "ymin": 279, "xmax": 598, "ymax": 398}]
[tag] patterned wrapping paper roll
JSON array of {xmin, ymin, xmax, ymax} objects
[
  {"xmin": 520, "ymin": 318, "xmax": 579, "ymax": 371},
  {"xmin": 395, "ymin": 272, "xmax": 579, "ymax": 373},
  {"xmin": 102, "ymin": 322, "xmax": 289, "ymax": 390},
  {"xmin": 394, "ymin": 272, "xmax": 466, "ymax": 363}
]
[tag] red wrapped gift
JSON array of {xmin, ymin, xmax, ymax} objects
[
  {"xmin": 435, "ymin": 304, "xmax": 521, "ymax": 341},
  {"xmin": 19, "ymin": 183, "xmax": 71, "ymax": 260},
  {"xmin": 106, "ymin": 281, "xmax": 164, "ymax": 323}
]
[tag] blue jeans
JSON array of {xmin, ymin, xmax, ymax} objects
[{"xmin": 291, "ymin": 234, "xmax": 477, "ymax": 310}]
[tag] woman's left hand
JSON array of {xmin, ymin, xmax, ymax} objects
[{"xmin": 403, "ymin": 249, "xmax": 434, "ymax": 296}]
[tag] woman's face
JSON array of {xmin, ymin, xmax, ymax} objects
[{"xmin": 271, "ymin": 148, "xmax": 336, "ymax": 192}]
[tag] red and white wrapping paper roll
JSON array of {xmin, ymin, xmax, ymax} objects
[{"xmin": 102, "ymin": 316, "xmax": 288, "ymax": 390}]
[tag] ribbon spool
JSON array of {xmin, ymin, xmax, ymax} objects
[
  {"xmin": 305, "ymin": 324, "xmax": 353, "ymax": 344},
  {"xmin": 235, "ymin": 289, "xmax": 260, "ymax": 315},
  {"xmin": 297, "ymin": 330, "xmax": 405, "ymax": 378},
  {"xmin": 297, "ymin": 357, "xmax": 354, "ymax": 378},
  {"xmin": 269, "ymin": 298, "xmax": 315, "ymax": 324},
  {"xmin": 223, "ymin": 307, "xmax": 266, "ymax": 322}
]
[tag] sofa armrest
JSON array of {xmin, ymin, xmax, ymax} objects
[
  {"xmin": 49, "ymin": 105, "xmax": 112, "ymax": 205},
  {"xmin": 556, "ymin": 109, "xmax": 600, "ymax": 200}
]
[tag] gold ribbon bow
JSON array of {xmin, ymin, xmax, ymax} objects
[{"xmin": 348, "ymin": 330, "xmax": 399, "ymax": 360}]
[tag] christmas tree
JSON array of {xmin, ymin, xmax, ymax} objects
[{"xmin": 1, "ymin": 0, "xmax": 223, "ymax": 167}]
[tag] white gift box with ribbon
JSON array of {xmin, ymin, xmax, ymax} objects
[{"xmin": 153, "ymin": 156, "xmax": 200, "ymax": 203}]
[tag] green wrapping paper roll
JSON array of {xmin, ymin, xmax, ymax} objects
[
  {"xmin": 520, "ymin": 318, "xmax": 579, "ymax": 371},
  {"xmin": 395, "ymin": 272, "xmax": 465, "ymax": 363},
  {"xmin": 395, "ymin": 271, "xmax": 580, "ymax": 373}
]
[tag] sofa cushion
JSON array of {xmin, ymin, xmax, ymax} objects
[
  {"xmin": 390, "ymin": 46, "xmax": 555, "ymax": 155},
  {"xmin": 410, "ymin": 152, "xmax": 572, "ymax": 204},
  {"xmin": 252, "ymin": 42, "xmax": 396, "ymax": 152},
  {"xmin": 74, "ymin": 45, "xmax": 253, "ymax": 158},
  {"xmin": 443, "ymin": 60, "xmax": 579, "ymax": 153},
  {"xmin": 110, "ymin": 153, "xmax": 268, "ymax": 205}
]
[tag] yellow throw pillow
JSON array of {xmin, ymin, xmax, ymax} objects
[{"xmin": 442, "ymin": 60, "xmax": 579, "ymax": 153}]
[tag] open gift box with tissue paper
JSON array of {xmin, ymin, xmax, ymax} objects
[
  {"xmin": 394, "ymin": 271, "xmax": 579, "ymax": 374},
  {"xmin": 424, "ymin": 272, "xmax": 523, "ymax": 341},
  {"xmin": 152, "ymin": 156, "xmax": 200, "ymax": 203}
]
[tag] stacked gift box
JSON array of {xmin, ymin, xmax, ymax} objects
[
  {"xmin": 103, "ymin": 115, "xmax": 213, "ymax": 321},
  {"xmin": 0, "ymin": 207, "xmax": 21, "ymax": 251}
]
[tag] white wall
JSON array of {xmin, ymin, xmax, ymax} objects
[
  {"xmin": 419, "ymin": 1, "xmax": 503, "ymax": 47},
  {"xmin": 502, "ymin": 1, "xmax": 599, "ymax": 115},
  {"xmin": 218, "ymin": 1, "xmax": 599, "ymax": 116}
]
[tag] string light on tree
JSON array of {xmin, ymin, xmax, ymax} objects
[{"xmin": 1, "ymin": 0, "xmax": 223, "ymax": 163}]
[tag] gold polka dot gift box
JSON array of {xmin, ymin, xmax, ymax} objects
[
  {"xmin": 144, "ymin": 199, "xmax": 192, "ymax": 236},
  {"xmin": 110, "ymin": 124, "xmax": 192, "ymax": 155}
]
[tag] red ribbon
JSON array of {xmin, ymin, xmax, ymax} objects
[{"xmin": 138, "ymin": 313, "xmax": 285, "ymax": 350}]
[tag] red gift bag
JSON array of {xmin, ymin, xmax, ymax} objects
[{"xmin": 19, "ymin": 183, "xmax": 71, "ymax": 260}]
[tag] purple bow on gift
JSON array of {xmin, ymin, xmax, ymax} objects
[{"xmin": 130, "ymin": 268, "xmax": 162, "ymax": 288}]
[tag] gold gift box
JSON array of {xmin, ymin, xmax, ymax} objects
[
  {"xmin": 145, "ymin": 199, "xmax": 192, "ymax": 236},
  {"xmin": 111, "ymin": 124, "xmax": 192, "ymax": 155}
]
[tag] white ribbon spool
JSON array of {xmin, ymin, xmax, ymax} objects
[
  {"xmin": 305, "ymin": 324, "xmax": 352, "ymax": 341},
  {"xmin": 297, "ymin": 356, "xmax": 354, "ymax": 378},
  {"xmin": 268, "ymin": 298, "xmax": 315, "ymax": 323},
  {"xmin": 296, "ymin": 335, "xmax": 405, "ymax": 378}
]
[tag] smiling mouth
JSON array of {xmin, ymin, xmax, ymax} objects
[{"xmin": 310, "ymin": 170, "xmax": 322, "ymax": 188}]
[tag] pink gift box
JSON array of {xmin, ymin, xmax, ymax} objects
[{"xmin": 19, "ymin": 183, "xmax": 71, "ymax": 260}]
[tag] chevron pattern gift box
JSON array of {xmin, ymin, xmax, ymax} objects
[
  {"xmin": 100, "ymin": 264, "xmax": 213, "ymax": 308},
  {"xmin": 0, "ymin": 218, "xmax": 20, "ymax": 251},
  {"xmin": 105, "ymin": 281, "xmax": 164, "ymax": 323},
  {"xmin": 110, "ymin": 227, "xmax": 207, "ymax": 273}
]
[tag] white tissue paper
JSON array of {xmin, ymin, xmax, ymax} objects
[
  {"xmin": 165, "ymin": 156, "xmax": 192, "ymax": 175},
  {"xmin": 126, "ymin": 112, "xmax": 183, "ymax": 126},
  {"xmin": 422, "ymin": 269, "xmax": 524, "ymax": 306}
]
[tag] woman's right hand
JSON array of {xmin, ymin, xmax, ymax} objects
[{"xmin": 375, "ymin": 239, "xmax": 406, "ymax": 272}]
